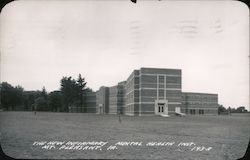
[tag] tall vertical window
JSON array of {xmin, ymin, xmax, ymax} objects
[{"xmin": 159, "ymin": 76, "xmax": 164, "ymax": 83}]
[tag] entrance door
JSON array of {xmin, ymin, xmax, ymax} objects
[
  {"xmin": 158, "ymin": 103, "xmax": 165, "ymax": 113},
  {"xmin": 155, "ymin": 100, "xmax": 168, "ymax": 115}
]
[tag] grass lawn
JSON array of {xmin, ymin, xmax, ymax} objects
[{"xmin": 0, "ymin": 111, "xmax": 249, "ymax": 159}]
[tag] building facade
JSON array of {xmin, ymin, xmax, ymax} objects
[
  {"xmin": 96, "ymin": 87, "xmax": 109, "ymax": 114},
  {"xmin": 109, "ymin": 81, "xmax": 126, "ymax": 114},
  {"xmin": 84, "ymin": 90, "xmax": 97, "ymax": 113},
  {"xmin": 88, "ymin": 67, "xmax": 218, "ymax": 116},
  {"xmin": 124, "ymin": 68, "xmax": 182, "ymax": 116},
  {"xmin": 182, "ymin": 92, "xmax": 218, "ymax": 115}
]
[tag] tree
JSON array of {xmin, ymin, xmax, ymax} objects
[
  {"xmin": 236, "ymin": 106, "xmax": 247, "ymax": 113},
  {"xmin": 60, "ymin": 76, "xmax": 79, "ymax": 112},
  {"xmin": 34, "ymin": 96, "xmax": 48, "ymax": 111},
  {"xmin": 0, "ymin": 82, "xmax": 24, "ymax": 110},
  {"xmin": 77, "ymin": 74, "xmax": 87, "ymax": 112},
  {"xmin": 12, "ymin": 85, "xmax": 24, "ymax": 110},
  {"xmin": 48, "ymin": 91, "xmax": 62, "ymax": 112},
  {"xmin": 60, "ymin": 74, "xmax": 88, "ymax": 112},
  {"xmin": 41, "ymin": 86, "xmax": 47, "ymax": 100},
  {"xmin": 32, "ymin": 87, "xmax": 50, "ymax": 112},
  {"xmin": 1, "ymin": 82, "xmax": 14, "ymax": 110},
  {"xmin": 23, "ymin": 90, "xmax": 42, "ymax": 111},
  {"xmin": 218, "ymin": 104, "xmax": 227, "ymax": 114}
]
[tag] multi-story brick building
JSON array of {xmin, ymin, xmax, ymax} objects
[
  {"xmin": 124, "ymin": 68, "xmax": 182, "ymax": 116},
  {"xmin": 109, "ymin": 81, "xmax": 126, "ymax": 114},
  {"xmin": 91, "ymin": 67, "xmax": 218, "ymax": 116}
]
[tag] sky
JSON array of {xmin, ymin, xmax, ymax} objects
[{"xmin": 0, "ymin": 0, "xmax": 249, "ymax": 110}]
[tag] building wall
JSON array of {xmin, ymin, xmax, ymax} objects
[
  {"xmin": 139, "ymin": 68, "xmax": 182, "ymax": 115},
  {"xmin": 96, "ymin": 87, "xmax": 109, "ymax": 114},
  {"xmin": 93, "ymin": 67, "xmax": 219, "ymax": 116},
  {"xmin": 125, "ymin": 70, "xmax": 140, "ymax": 116},
  {"xmin": 109, "ymin": 81, "xmax": 126, "ymax": 114},
  {"xmin": 117, "ymin": 81, "xmax": 126, "ymax": 114},
  {"xmin": 109, "ymin": 85, "xmax": 118, "ymax": 114},
  {"xmin": 182, "ymin": 92, "xmax": 218, "ymax": 115},
  {"xmin": 84, "ymin": 91, "xmax": 96, "ymax": 113}
]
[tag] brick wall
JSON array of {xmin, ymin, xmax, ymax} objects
[{"xmin": 182, "ymin": 92, "xmax": 218, "ymax": 115}]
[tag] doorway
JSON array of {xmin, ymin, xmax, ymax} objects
[
  {"xmin": 154, "ymin": 100, "xmax": 168, "ymax": 115},
  {"xmin": 158, "ymin": 103, "xmax": 165, "ymax": 113}
]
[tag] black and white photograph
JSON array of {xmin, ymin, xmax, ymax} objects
[{"xmin": 0, "ymin": 0, "xmax": 249, "ymax": 159}]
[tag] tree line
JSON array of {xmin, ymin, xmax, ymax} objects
[
  {"xmin": 0, "ymin": 74, "xmax": 92, "ymax": 112},
  {"xmin": 218, "ymin": 105, "xmax": 248, "ymax": 114},
  {"xmin": 0, "ymin": 74, "xmax": 248, "ymax": 113}
]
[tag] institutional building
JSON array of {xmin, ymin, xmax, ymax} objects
[
  {"xmin": 87, "ymin": 67, "xmax": 218, "ymax": 116},
  {"xmin": 181, "ymin": 92, "xmax": 218, "ymax": 115}
]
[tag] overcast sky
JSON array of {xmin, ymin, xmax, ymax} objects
[{"xmin": 0, "ymin": 0, "xmax": 249, "ymax": 110}]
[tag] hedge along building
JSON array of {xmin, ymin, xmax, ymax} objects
[{"xmin": 94, "ymin": 67, "xmax": 218, "ymax": 116}]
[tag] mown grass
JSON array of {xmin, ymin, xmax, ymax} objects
[{"xmin": 0, "ymin": 111, "xmax": 249, "ymax": 159}]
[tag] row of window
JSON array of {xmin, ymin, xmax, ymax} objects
[
  {"xmin": 184, "ymin": 102, "xmax": 218, "ymax": 105},
  {"xmin": 126, "ymin": 75, "xmax": 181, "ymax": 90},
  {"xmin": 183, "ymin": 96, "xmax": 217, "ymax": 101},
  {"xmin": 190, "ymin": 109, "xmax": 204, "ymax": 115}
]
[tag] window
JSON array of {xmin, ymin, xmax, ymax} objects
[
  {"xmin": 190, "ymin": 109, "xmax": 196, "ymax": 115},
  {"xmin": 199, "ymin": 109, "xmax": 204, "ymax": 115},
  {"xmin": 159, "ymin": 76, "xmax": 164, "ymax": 83},
  {"xmin": 159, "ymin": 90, "xmax": 164, "ymax": 97},
  {"xmin": 159, "ymin": 84, "xmax": 165, "ymax": 88}
]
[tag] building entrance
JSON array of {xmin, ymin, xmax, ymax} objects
[
  {"xmin": 154, "ymin": 100, "xmax": 168, "ymax": 115},
  {"xmin": 158, "ymin": 103, "xmax": 164, "ymax": 113}
]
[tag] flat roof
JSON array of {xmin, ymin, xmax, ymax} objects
[
  {"xmin": 140, "ymin": 67, "xmax": 182, "ymax": 71},
  {"xmin": 182, "ymin": 92, "xmax": 218, "ymax": 96}
]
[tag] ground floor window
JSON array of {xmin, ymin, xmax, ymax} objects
[
  {"xmin": 190, "ymin": 109, "xmax": 196, "ymax": 115},
  {"xmin": 199, "ymin": 109, "xmax": 204, "ymax": 115}
]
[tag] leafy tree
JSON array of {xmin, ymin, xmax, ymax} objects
[
  {"xmin": 1, "ymin": 75, "xmax": 90, "ymax": 112},
  {"xmin": 30, "ymin": 86, "xmax": 49, "ymax": 111},
  {"xmin": 48, "ymin": 91, "xmax": 62, "ymax": 112},
  {"xmin": 12, "ymin": 85, "xmax": 24, "ymax": 110},
  {"xmin": 0, "ymin": 82, "xmax": 14, "ymax": 110},
  {"xmin": 60, "ymin": 76, "xmax": 79, "ymax": 112},
  {"xmin": 236, "ymin": 106, "xmax": 247, "ymax": 113},
  {"xmin": 231, "ymin": 107, "xmax": 236, "ymax": 113},
  {"xmin": 34, "ymin": 96, "xmax": 48, "ymax": 111},
  {"xmin": 0, "ymin": 82, "xmax": 24, "ymax": 110},
  {"xmin": 23, "ymin": 90, "xmax": 42, "ymax": 111},
  {"xmin": 60, "ymin": 74, "xmax": 88, "ymax": 112},
  {"xmin": 218, "ymin": 104, "xmax": 227, "ymax": 114}
]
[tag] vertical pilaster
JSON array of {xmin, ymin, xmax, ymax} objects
[
  {"xmin": 157, "ymin": 75, "xmax": 159, "ymax": 100},
  {"xmin": 164, "ymin": 75, "xmax": 166, "ymax": 100}
]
